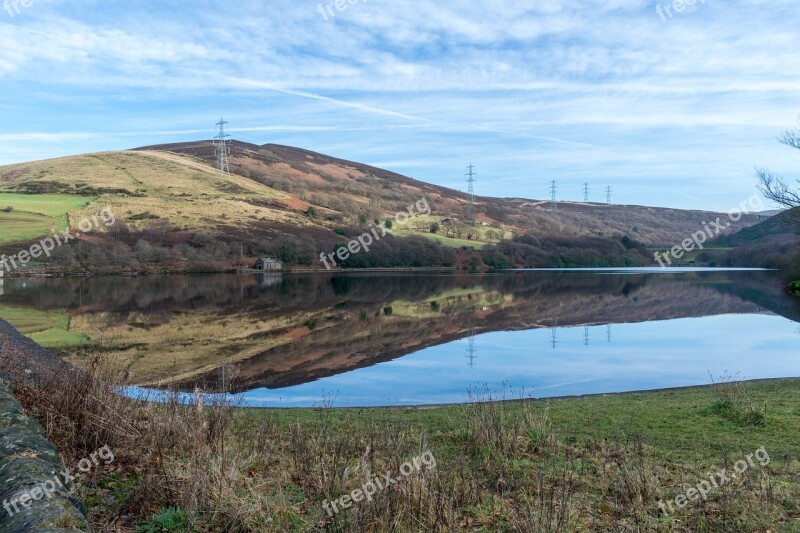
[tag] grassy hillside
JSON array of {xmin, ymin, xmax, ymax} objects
[
  {"xmin": 703, "ymin": 208, "xmax": 800, "ymax": 272},
  {"xmin": 716, "ymin": 208, "xmax": 800, "ymax": 247},
  {"xmin": 136, "ymin": 141, "xmax": 766, "ymax": 247},
  {"xmin": 0, "ymin": 142, "xmax": 768, "ymax": 271}
]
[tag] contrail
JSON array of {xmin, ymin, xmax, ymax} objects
[{"xmin": 226, "ymin": 77, "xmax": 435, "ymax": 123}]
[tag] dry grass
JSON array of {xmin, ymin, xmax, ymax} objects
[{"xmin": 4, "ymin": 356, "xmax": 798, "ymax": 532}]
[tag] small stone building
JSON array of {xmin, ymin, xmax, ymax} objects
[{"xmin": 255, "ymin": 257, "xmax": 283, "ymax": 271}]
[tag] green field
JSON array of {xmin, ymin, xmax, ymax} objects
[
  {"xmin": 0, "ymin": 305, "xmax": 87, "ymax": 347},
  {"xmin": 417, "ymin": 231, "xmax": 487, "ymax": 249},
  {"xmin": 0, "ymin": 193, "xmax": 94, "ymax": 245}
]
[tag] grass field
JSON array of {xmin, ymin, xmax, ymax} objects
[
  {"xmin": 17, "ymin": 359, "xmax": 799, "ymax": 532},
  {"xmin": 0, "ymin": 305, "xmax": 87, "ymax": 347},
  {"xmin": 0, "ymin": 193, "xmax": 93, "ymax": 245},
  {"xmin": 417, "ymin": 231, "xmax": 487, "ymax": 249},
  {"xmin": 391, "ymin": 215, "xmax": 502, "ymax": 249}
]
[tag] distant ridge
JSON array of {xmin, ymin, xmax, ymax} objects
[{"xmin": 0, "ymin": 140, "xmax": 768, "ymax": 271}]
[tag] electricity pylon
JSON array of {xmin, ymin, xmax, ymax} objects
[
  {"xmin": 214, "ymin": 117, "xmax": 231, "ymax": 176},
  {"xmin": 464, "ymin": 164, "xmax": 477, "ymax": 222}
]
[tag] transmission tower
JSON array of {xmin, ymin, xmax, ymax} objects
[
  {"xmin": 214, "ymin": 117, "xmax": 231, "ymax": 176},
  {"xmin": 605, "ymin": 186, "xmax": 612, "ymax": 204},
  {"xmin": 549, "ymin": 180, "xmax": 558, "ymax": 212},
  {"xmin": 464, "ymin": 164, "xmax": 477, "ymax": 221},
  {"xmin": 584, "ymin": 326, "xmax": 590, "ymax": 346},
  {"xmin": 466, "ymin": 334, "xmax": 478, "ymax": 368},
  {"xmin": 465, "ymin": 164, "xmax": 477, "ymax": 203},
  {"xmin": 583, "ymin": 182, "xmax": 590, "ymax": 203}
]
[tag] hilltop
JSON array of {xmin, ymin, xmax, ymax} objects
[{"xmin": 0, "ymin": 141, "xmax": 768, "ymax": 272}]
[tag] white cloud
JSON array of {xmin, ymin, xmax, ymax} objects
[{"xmin": 1, "ymin": 0, "xmax": 799, "ymax": 209}]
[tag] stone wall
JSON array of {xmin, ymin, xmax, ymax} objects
[{"xmin": 0, "ymin": 319, "xmax": 90, "ymax": 532}]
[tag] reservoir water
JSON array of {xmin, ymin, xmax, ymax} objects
[{"xmin": 1, "ymin": 269, "xmax": 798, "ymax": 407}]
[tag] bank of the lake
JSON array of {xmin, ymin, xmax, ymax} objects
[{"xmin": 13, "ymin": 360, "xmax": 800, "ymax": 531}]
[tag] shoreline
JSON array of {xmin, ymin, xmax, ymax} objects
[
  {"xmin": 132, "ymin": 376, "xmax": 800, "ymax": 411},
  {"xmin": 0, "ymin": 265, "xmax": 782, "ymax": 279}
]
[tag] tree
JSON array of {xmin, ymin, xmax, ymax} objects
[
  {"xmin": 430, "ymin": 222, "xmax": 440, "ymax": 234},
  {"xmin": 757, "ymin": 117, "xmax": 800, "ymax": 209}
]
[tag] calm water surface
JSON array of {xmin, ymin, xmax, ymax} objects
[{"xmin": 0, "ymin": 269, "xmax": 798, "ymax": 407}]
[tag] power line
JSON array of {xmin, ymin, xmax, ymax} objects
[{"xmin": 214, "ymin": 117, "xmax": 231, "ymax": 176}]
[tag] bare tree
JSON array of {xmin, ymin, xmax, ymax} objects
[{"xmin": 757, "ymin": 117, "xmax": 800, "ymax": 208}]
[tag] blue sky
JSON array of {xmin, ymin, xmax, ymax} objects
[{"xmin": 1, "ymin": 0, "xmax": 799, "ymax": 210}]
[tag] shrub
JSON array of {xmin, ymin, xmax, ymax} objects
[
  {"xmin": 789, "ymin": 280, "xmax": 800, "ymax": 297},
  {"xmin": 705, "ymin": 372, "xmax": 767, "ymax": 427}
]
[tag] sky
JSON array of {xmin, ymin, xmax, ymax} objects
[{"xmin": 1, "ymin": 0, "xmax": 799, "ymax": 211}]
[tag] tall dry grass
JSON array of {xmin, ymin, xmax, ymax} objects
[{"xmin": 5, "ymin": 357, "xmax": 791, "ymax": 532}]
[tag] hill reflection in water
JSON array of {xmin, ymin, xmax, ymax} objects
[{"xmin": 2, "ymin": 270, "xmax": 798, "ymax": 406}]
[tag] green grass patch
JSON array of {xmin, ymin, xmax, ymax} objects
[
  {"xmin": 0, "ymin": 305, "xmax": 88, "ymax": 347},
  {"xmin": 0, "ymin": 193, "xmax": 94, "ymax": 245},
  {"xmin": 416, "ymin": 231, "xmax": 487, "ymax": 249},
  {"xmin": 258, "ymin": 379, "xmax": 800, "ymax": 466},
  {"xmin": 136, "ymin": 507, "xmax": 195, "ymax": 533}
]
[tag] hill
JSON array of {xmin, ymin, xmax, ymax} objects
[
  {"xmin": 716, "ymin": 208, "xmax": 800, "ymax": 248},
  {"xmin": 709, "ymin": 208, "xmax": 800, "ymax": 272},
  {"xmin": 0, "ymin": 141, "xmax": 768, "ymax": 272}
]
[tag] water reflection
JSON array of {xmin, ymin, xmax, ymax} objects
[{"xmin": 0, "ymin": 270, "xmax": 798, "ymax": 406}]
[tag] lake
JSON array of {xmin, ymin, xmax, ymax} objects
[{"xmin": 0, "ymin": 269, "xmax": 798, "ymax": 407}]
